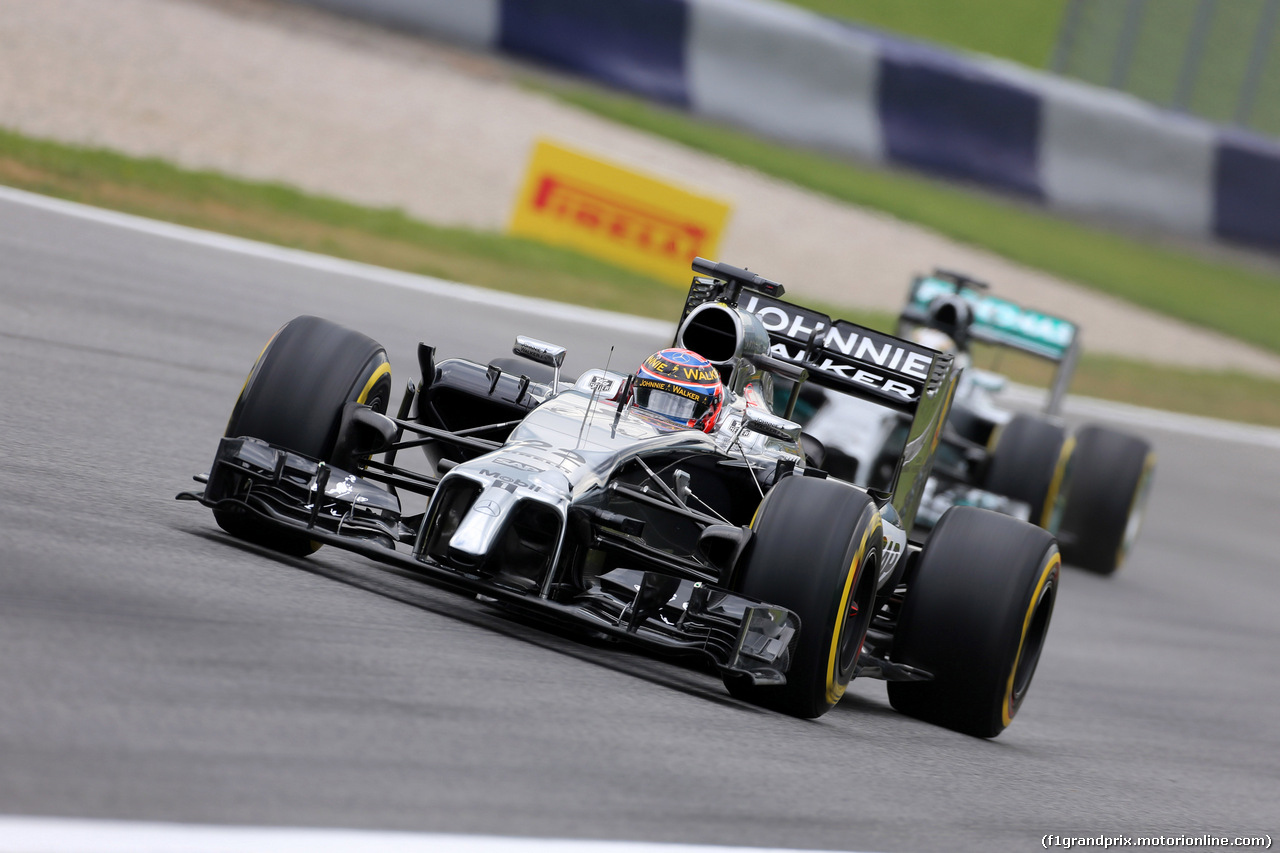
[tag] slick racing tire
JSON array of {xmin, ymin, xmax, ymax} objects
[
  {"xmin": 1055, "ymin": 425, "xmax": 1155, "ymax": 576},
  {"xmin": 984, "ymin": 414, "xmax": 1073, "ymax": 529},
  {"xmin": 725, "ymin": 476, "xmax": 882, "ymax": 719},
  {"xmin": 214, "ymin": 316, "xmax": 392, "ymax": 557},
  {"xmin": 887, "ymin": 507, "xmax": 1059, "ymax": 738}
]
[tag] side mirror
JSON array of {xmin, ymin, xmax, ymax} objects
[
  {"xmin": 513, "ymin": 336, "xmax": 566, "ymax": 368},
  {"xmin": 742, "ymin": 408, "xmax": 802, "ymax": 443},
  {"xmin": 513, "ymin": 336, "xmax": 566, "ymax": 391}
]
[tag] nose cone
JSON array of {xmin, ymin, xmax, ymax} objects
[{"xmin": 447, "ymin": 485, "xmax": 519, "ymax": 562}]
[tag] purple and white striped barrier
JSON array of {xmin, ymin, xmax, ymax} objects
[{"xmin": 292, "ymin": 0, "xmax": 1280, "ymax": 253}]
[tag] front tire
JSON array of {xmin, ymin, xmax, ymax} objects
[
  {"xmin": 725, "ymin": 476, "xmax": 882, "ymax": 719},
  {"xmin": 1056, "ymin": 425, "xmax": 1155, "ymax": 575},
  {"xmin": 214, "ymin": 316, "xmax": 392, "ymax": 556},
  {"xmin": 888, "ymin": 507, "xmax": 1059, "ymax": 738}
]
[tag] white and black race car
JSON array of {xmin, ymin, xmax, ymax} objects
[{"xmin": 180, "ymin": 258, "xmax": 1060, "ymax": 736}]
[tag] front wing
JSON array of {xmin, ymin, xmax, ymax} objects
[{"xmin": 178, "ymin": 437, "xmax": 800, "ymax": 686}]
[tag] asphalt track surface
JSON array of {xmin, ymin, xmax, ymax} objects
[{"xmin": 1, "ymin": 191, "xmax": 1277, "ymax": 852}]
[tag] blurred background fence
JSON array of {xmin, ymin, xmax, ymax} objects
[
  {"xmin": 289, "ymin": 0, "xmax": 1280, "ymax": 253},
  {"xmin": 1052, "ymin": 0, "xmax": 1280, "ymax": 137}
]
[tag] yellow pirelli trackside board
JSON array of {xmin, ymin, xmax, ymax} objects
[{"xmin": 510, "ymin": 139, "xmax": 732, "ymax": 286}]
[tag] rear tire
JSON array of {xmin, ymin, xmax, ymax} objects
[
  {"xmin": 984, "ymin": 413, "xmax": 1072, "ymax": 529},
  {"xmin": 725, "ymin": 476, "xmax": 882, "ymax": 719},
  {"xmin": 888, "ymin": 507, "xmax": 1059, "ymax": 738},
  {"xmin": 1056, "ymin": 425, "xmax": 1155, "ymax": 575},
  {"xmin": 214, "ymin": 316, "xmax": 392, "ymax": 556}
]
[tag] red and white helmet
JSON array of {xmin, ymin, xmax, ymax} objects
[{"xmin": 631, "ymin": 348, "xmax": 725, "ymax": 432}]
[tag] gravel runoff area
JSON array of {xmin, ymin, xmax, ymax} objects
[{"xmin": 3, "ymin": 0, "xmax": 1279, "ymax": 377}]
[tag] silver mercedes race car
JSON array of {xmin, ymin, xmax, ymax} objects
[
  {"xmin": 798, "ymin": 269, "xmax": 1155, "ymax": 575},
  {"xmin": 179, "ymin": 258, "xmax": 1060, "ymax": 736}
]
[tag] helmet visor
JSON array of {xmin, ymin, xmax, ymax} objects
[{"xmin": 633, "ymin": 380, "xmax": 709, "ymax": 424}]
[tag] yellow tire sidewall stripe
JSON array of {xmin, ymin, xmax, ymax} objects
[
  {"xmin": 1040, "ymin": 434, "xmax": 1076, "ymax": 529},
  {"xmin": 825, "ymin": 509, "xmax": 880, "ymax": 706},
  {"xmin": 357, "ymin": 361, "xmax": 392, "ymax": 405},
  {"xmin": 1002, "ymin": 549, "xmax": 1060, "ymax": 727}
]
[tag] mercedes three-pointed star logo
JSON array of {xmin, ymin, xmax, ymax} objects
[{"xmin": 473, "ymin": 499, "xmax": 501, "ymax": 517}]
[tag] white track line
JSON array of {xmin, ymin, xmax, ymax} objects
[
  {"xmin": 0, "ymin": 816, "xmax": 870, "ymax": 853},
  {"xmin": 4, "ymin": 185, "xmax": 1279, "ymax": 449}
]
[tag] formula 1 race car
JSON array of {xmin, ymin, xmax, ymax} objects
[
  {"xmin": 799, "ymin": 269, "xmax": 1155, "ymax": 575},
  {"xmin": 179, "ymin": 258, "xmax": 1060, "ymax": 737}
]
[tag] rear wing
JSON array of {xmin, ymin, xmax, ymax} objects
[
  {"xmin": 897, "ymin": 271, "xmax": 1081, "ymax": 416},
  {"xmin": 683, "ymin": 258, "xmax": 959, "ymax": 536}
]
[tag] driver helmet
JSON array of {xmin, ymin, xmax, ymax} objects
[
  {"xmin": 631, "ymin": 348, "xmax": 725, "ymax": 432},
  {"xmin": 924, "ymin": 295, "xmax": 974, "ymax": 351}
]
